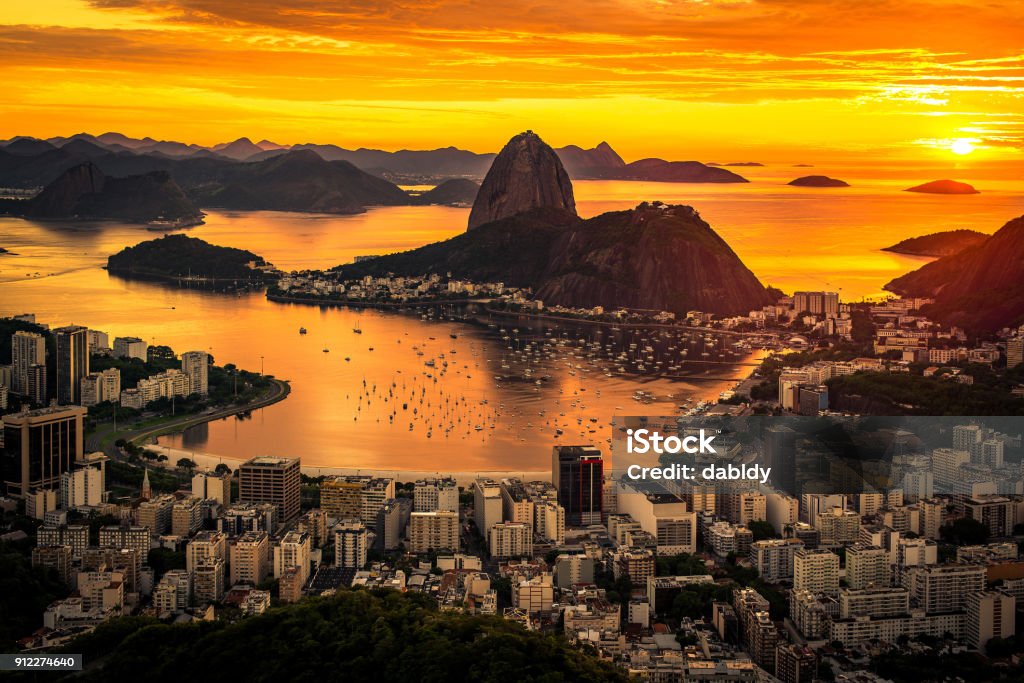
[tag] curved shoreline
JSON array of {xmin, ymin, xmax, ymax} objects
[
  {"xmin": 88, "ymin": 378, "xmax": 291, "ymax": 457},
  {"xmin": 266, "ymin": 292, "xmax": 491, "ymax": 308}
]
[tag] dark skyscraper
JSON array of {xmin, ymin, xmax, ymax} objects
[
  {"xmin": 765, "ymin": 425, "xmax": 797, "ymax": 496},
  {"xmin": 54, "ymin": 325, "xmax": 89, "ymax": 405},
  {"xmin": 552, "ymin": 445, "xmax": 604, "ymax": 526},
  {"xmin": 2, "ymin": 405, "xmax": 87, "ymax": 497}
]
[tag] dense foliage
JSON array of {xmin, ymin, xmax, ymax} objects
[
  {"xmin": 0, "ymin": 542, "xmax": 70, "ymax": 650},
  {"xmin": 62, "ymin": 589, "xmax": 627, "ymax": 683},
  {"xmin": 107, "ymin": 234, "xmax": 273, "ymax": 281}
]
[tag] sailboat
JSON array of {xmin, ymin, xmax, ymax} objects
[{"xmin": 353, "ymin": 321, "xmax": 362, "ymax": 334}]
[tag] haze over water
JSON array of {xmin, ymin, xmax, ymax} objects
[{"xmin": 2, "ymin": 172, "xmax": 1022, "ymax": 473}]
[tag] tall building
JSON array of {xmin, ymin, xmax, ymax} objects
[
  {"xmin": 180, "ymin": 351, "xmax": 210, "ymax": 396},
  {"xmin": 793, "ymin": 548, "xmax": 840, "ymax": 595},
  {"xmin": 966, "ymin": 590, "xmax": 1015, "ymax": 651},
  {"xmin": 273, "ymin": 531, "xmax": 311, "ymax": 587},
  {"xmin": 334, "ymin": 519, "xmax": 369, "ymax": 569},
  {"xmin": 1007, "ymin": 337, "xmax": 1024, "ymax": 368},
  {"xmin": 488, "ymin": 522, "xmax": 532, "ymax": 559},
  {"xmin": 86, "ymin": 330, "xmax": 109, "ymax": 354},
  {"xmin": 54, "ymin": 325, "xmax": 89, "ymax": 405},
  {"xmin": 765, "ymin": 426, "xmax": 797, "ymax": 495},
  {"xmin": 775, "ymin": 643, "xmax": 816, "ymax": 683},
  {"xmin": 320, "ymin": 475, "xmax": 395, "ymax": 528},
  {"xmin": 903, "ymin": 564, "xmax": 986, "ymax": 614},
  {"xmin": 413, "ymin": 477, "xmax": 459, "ymax": 512},
  {"xmin": 845, "ymin": 544, "xmax": 890, "ymax": 589},
  {"xmin": 2, "ymin": 405, "xmax": 86, "ymax": 497},
  {"xmin": 473, "ymin": 478, "xmax": 503, "ymax": 537},
  {"xmin": 750, "ymin": 538, "xmax": 803, "ymax": 582},
  {"xmin": 192, "ymin": 471, "xmax": 231, "ymax": 505},
  {"xmin": 171, "ymin": 496, "xmax": 203, "ymax": 537},
  {"xmin": 11, "ymin": 330, "xmax": 46, "ymax": 395},
  {"xmin": 965, "ymin": 495, "xmax": 1014, "ymax": 538},
  {"xmin": 229, "ymin": 531, "xmax": 270, "ymax": 585},
  {"xmin": 552, "ymin": 445, "xmax": 604, "ymax": 526},
  {"xmin": 408, "ymin": 511, "xmax": 459, "ymax": 553},
  {"xmin": 80, "ymin": 368, "xmax": 121, "ymax": 407},
  {"xmin": 27, "ymin": 364, "xmax": 47, "ymax": 405},
  {"xmin": 185, "ymin": 531, "xmax": 228, "ymax": 573},
  {"xmin": 793, "ymin": 291, "xmax": 839, "ymax": 317},
  {"xmin": 59, "ymin": 457, "xmax": 105, "ymax": 510},
  {"xmin": 238, "ymin": 456, "xmax": 301, "ymax": 523}
]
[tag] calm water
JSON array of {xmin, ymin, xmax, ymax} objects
[{"xmin": 2, "ymin": 173, "xmax": 1022, "ymax": 472}]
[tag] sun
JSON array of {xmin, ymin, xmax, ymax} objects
[{"xmin": 951, "ymin": 139, "xmax": 975, "ymax": 155}]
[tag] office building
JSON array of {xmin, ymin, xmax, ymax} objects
[
  {"xmin": 179, "ymin": 350, "xmax": 209, "ymax": 396},
  {"xmin": 408, "ymin": 511, "xmax": 459, "ymax": 553},
  {"xmin": 552, "ymin": 445, "xmax": 604, "ymax": 526},
  {"xmin": 2, "ymin": 405, "xmax": 86, "ymax": 497},
  {"xmin": 238, "ymin": 456, "xmax": 301, "ymax": 522},
  {"xmin": 335, "ymin": 519, "xmax": 369, "ymax": 569},
  {"xmin": 54, "ymin": 325, "xmax": 89, "ymax": 405},
  {"xmin": 793, "ymin": 291, "xmax": 839, "ymax": 317},
  {"xmin": 616, "ymin": 488, "xmax": 697, "ymax": 555}
]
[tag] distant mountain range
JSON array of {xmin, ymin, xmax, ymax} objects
[{"xmin": 0, "ymin": 132, "xmax": 748, "ymax": 188}]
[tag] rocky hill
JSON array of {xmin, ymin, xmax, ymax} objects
[
  {"xmin": 107, "ymin": 234, "xmax": 274, "ymax": 281},
  {"xmin": 885, "ymin": 215, "xmax": 1024, "ymax": 332},
  {"xmin": 467, "ymin": 131, "xmax": 576, "ymax": 229},
  {"xmin": 410, "ymin": 178, "xmax": 480, "ymax": 206},
  {"xmin": 788, "ymin": 175, "xmax": 849, "ymax": 187},
  {"xmin": 882, "ymin": 229, "xmax": 989, "ymax": 257},
  {"xmin": 905, "ymin": 179, "xmax": 979, "ymax": 194}
]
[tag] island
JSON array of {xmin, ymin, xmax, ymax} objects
[
  {"xmin": 882, "ymin": 229, "xmax": 989, "ymax": 257},
  {"xmin": 107, "ymin": 234, "xmax": 280, "ymax": 284},
  {"xmin": 905, "ymin": 179, "xmax": 979, "ymax": 194},
  {"xmin": 788, "ymin": 175, "xmax": 849, "ymax": 187},
  {"xmin": 409, "ymin": 178, "xmax": 480, "ymax": 206}
]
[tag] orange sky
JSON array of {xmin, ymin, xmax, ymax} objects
[{"xmin": 2, "ymin": 0, "xmax": 1023, "ymax": 162}]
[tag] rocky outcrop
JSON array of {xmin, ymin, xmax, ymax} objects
[
  {"xmin": 788, "ymin": 175, "xmax": 849, "ymax": 187},
  {"xmin": 885, "ymin": 215, "xmax": 1024, "ymax": 332},
  {"xmin": 467, "ymin": 131, "xmax": 576, "ymax": 230},
  {"xmin": 905, "ymin": 179, "xmax": 979, "ymax": 194},
  {"xmin": 336, "ymin": 202, "xmax": 772, "ymax": 317},
  {"xmin": 535, "ymin": 203, "xmax": 773, "ymax": 315}
]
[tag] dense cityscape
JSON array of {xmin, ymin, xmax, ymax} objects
[{"xmin": 2, "ymin": 298, "xmax": 1024, "ymax": 682}]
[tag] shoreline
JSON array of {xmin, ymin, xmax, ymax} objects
[
  {"xmin": 145, "ymin": 443, "xmax": 551, "ymax": 486},
  {"xmin": 266, "ymin": 292, "xmax": 492, "ymax": 309}
]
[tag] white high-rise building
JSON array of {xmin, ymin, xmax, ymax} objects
[
  {"xmin": 793, "ymin": 548, "xmax": 840, "ymax": 595},
  {"xmin": 273, "ymin": 531, "xmax": 311, "ymax": 587},
  {"xmin": 413, "ymin": 478, "xmax": 459, "ymax": 512},
  {"xmin": 334, "ymin": 519, "xmax": 369, "ymax": 569},
  {"xmin": 180, "ymin": 351, "xmax": 210, "ymax": 396},
  {"xmin": 966, "ymin": 591, "xmax": 1015, "ymax": 651},
  {"xmin": 489, "ymin": 522, "xmax": 532, "ymax": 559},
  {"xmin": 473, "ymin": 478, "xmax": 503, "ymax": 537},
  {"xmin": 80, "ymin": 368, "xmax": 121, "ymax": 406},
  {"xmin": 845, "ymin": 544, "xmax": 890, "ymax": 589},
  {"xmin": 60, "ymin": 463, "xmax": 104, "ymax": 510},
  {"xmin": 409, "ymin": 511, "xmax": 459, "ymax": 553}
]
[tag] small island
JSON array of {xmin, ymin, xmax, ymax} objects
[
  {"xmin": 905, "ymin": 179, "xmax": 979, "ymax": 194},
  {"xmin": 107, "ymin": 234, "xmax": 280, "ymax": 284},
  {"xmin": 409, "ymin": 178, "xmax": 480, "ymax": 206},
  {"xmin": 882, "ymin": 229, "xmax": 989, "ymax": 257},
  {"xmin": 707, "ymin": 161, "xmax": 764, "ymax": 167},
  {"xmin": 788, "ymin": 175, "xmax": 849, "ymax": 187}
]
